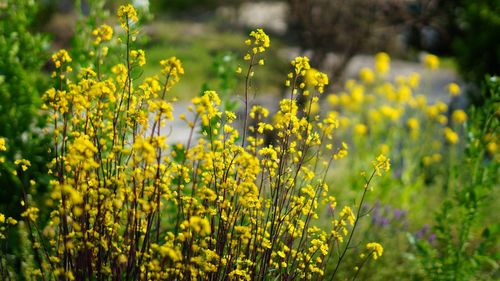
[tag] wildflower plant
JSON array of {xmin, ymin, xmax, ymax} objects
[
  {"xmin": 325, "ymin": 52, "xmax": 469, "ymax": 209},
  {"xmin": 414, "ymin": 76, "xmax": 500, "ymax": 280},
  {"xmin": 7, "ymin": 4, "xmax": 392, "ymax": 280}
]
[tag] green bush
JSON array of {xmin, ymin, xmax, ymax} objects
[
  {"xmin": 454, "ymin": 0, "xmax": 500, "ymax": 82},
  {"xmin": 414, "ymin": 76, "xmax": 500, "ymax": 280},
  {"xmin": 0, "ymin": 0, "xmax": 50, "ymax": 217}
]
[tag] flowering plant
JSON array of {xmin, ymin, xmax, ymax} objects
[{"xmin": 0, "ymin": 4, "xmax": 393, "ymax": 280}]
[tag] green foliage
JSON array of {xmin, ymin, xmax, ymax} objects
[
  {"xmin": 71, "ymin": 0, "xmax": 111, "ymax": 68},
  {"xmin": 414, "ymin": 76, "xmax": 500, "ymax": 280},
  {"xmin": 211, "ymin": 53, "xmax": 239, "ymax": 111},
  {"xmin": 0, "ymin": 0, "xmax": 50, "ymax": 217},
  {"xmin": 454, "ymin": 0, "xmax": 500, "ymax": 82}
]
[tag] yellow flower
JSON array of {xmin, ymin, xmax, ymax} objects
[
  {"xmin": 408, "ymin": 72, "xmax": 421, "ymax": 89},
  {"xmin": 291, "ymin": 56, "xmax": 311, "ymax": 76},
  {"xmin": 354, "ymin": 123, "xmax": 368, "ymax": 135},
  {"xmin": 305, "ymin": 68, "xmax": 329, "ymax": 93},
  {"xmin": 374, "ymin": 52, "xmax": 390, "ymax": 75},
  {"xmin": 452, "ymin": 109, "xmax": 467, "ymax": 124},
  {"xmin": 130, "ymin": 49, "xmax": 146, "ymax": 66},
  {"xmin": 340, "ymin": 206, "xmax": 356, "ymax": 226},
  {"xmin": 117, "ymin": 4, "xmax": 139, "ymax": 30},
  {"xmin": 487, "ymin": 142, "xmax": 497, "ymax": 154},
  {"xmin": 51, "ymin": 49, "xmax": 72, "ymax": 69},
  {"xmin": 327, "ymin": 94, "xmax": 339, "ymax": 106},
  {"xmin": 372, "ymin": 154, "xmax": 390, "ymax": 176},
  {"xmin": 423, "ymin": 54, "xmax": 439, "ymax": 70},
  {"xmin": 92, "ymin": 24, "xmax": 113, "ymax": 45},
  {"xmin": 7, "ymin": 217, "xmax": 17, "ymax": 225},
  {"xmin": 160, "ymin": 56, "xmax": 184, "ymax": 90},
  {"xmin": 333, "ymin": 142, "xmax": 348, "ymax": 159},
  {"xmin": 160, "ymin": 56, "xmax": 184, "ymax": 76},
  {"xmin": 0, "ymin": 213, "xmax": 4, "ymax": 223},
  {"xmin": 21, "ymin": 207, "xmax": 39, "ymax": 222},
  {"xmin": 407, "ymin": 118, "xmax": 419, "ymax": 131},
  {"xmin": 366, "ymin": 242, "xmax": 383, "ymax": 260},
  {"xmin": 359, "ymin": 67, "xmax": 375, "ymax": 84},
  {"xmin": 0, "ymin": 137, "xmax": 6, "ymax": 151},
  {"xmin": 249, "ymin": 28, "xmax": 270, "ymax": 50},
  {"xmin": 14, "ymin": 159, "xmax": 31, "ymax": 171},
  {"xmin": 444, "ymin": 127, "xmax": 459, "ymax": 144},
  {"xmin": 447, "ymin": 83, "xmax": 461, "ymax": 96}
]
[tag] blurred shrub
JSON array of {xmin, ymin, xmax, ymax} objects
[
  {"xmin": 414, "ymin": 76, "xmax": 499, "ymax": 280},
  {"xmin": 453, "ymin": 0, "xmax": 500, "ymax": 83},
  {"xmin": 326, "ymin": 53, "xmax": 467, "ymax": 206},
  {"xmin": 0, "ymin": 0, "xmax": 50, "ymax": 217},
  {"xmin": 322, "ymin": 53, "xmax": 475, "ymax": 279}
]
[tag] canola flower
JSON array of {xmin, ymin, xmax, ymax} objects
[
  {"xmin": 92, "ymin": 24, "xmax": 113, "ymax": 45},
  {"xmin": 447, "ymin": 82, "xmax": 461, "ymax": 96},
  {"xmin": 359, "ymin": 67, "xmax": 375, "ymax": 84},
  {"xmin": 366, "ymin": 242, "xmax": 384, "ymax": 260},
  {"xmin": 372, "ymin": 154, "xmax": 391, "ymax": 177},
  {"xmin": 375, "ymin": 52, "xmax": 390, "ymax": 76},
  {"xmin": 0, "ymin": 137, "xmax": 6, "ymax": 151},
  {"xmin": 117, "ymin": 3, "xmax": 139, "ymax": 31},
  {"xmin": 8, "ymin": 5, "xmax": 389, "ymax": 281},
  {"xmin": 0, "ymin": 137, "xmax": 6, "ymax": 164},
  {"xmin": 323, "ymin": 48, "xmax": 470, "ymax": 216},
  {"xmin": 452, "ymin": 109, "xmax": 468, "ymax": 124},
  {"xmin": 423, "ymin": 54, "xmax": 439, "ymax": 70},
  {"xmin": 444, "ymin": 127, "xmax": 459, "ymax": 144},
  {"xmin": 0, "ymin": 137, "xmax": 19, "ymax": 239}
]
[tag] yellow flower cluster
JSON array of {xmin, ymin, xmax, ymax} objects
[
  {"xmin": 305, "ymin": 68, "xmax": 329, "ymax": 94},
  {"xmin": 291, "ymin": 56, "xmax": 311, "ymax": 75},
  {"xmin": 324, "ymin": 51, "xmax": 468, "ymax": 202},
  {"xmin": 452, "ymin": 109, "xmax": 467, "ymax": 124},
  {"xmin": 375, "ymin": 52, "xmax": 390, "ymax": 75},
  {"xmin": 423, "ymin": 54, "xmax": 439, "ymax": 70},
  {"xmin": 0, "ymin": 137, "xmax": 6, "ymax": 151},
  {"xmin": 447, "ymin": 82, "xmax": 461, "ymax": 96},
  {"xmin": 359, "ymin": 67, "xmax": 375, "ymax": 84},
  {"xmin": 51, "ymin": 49, "xmax": 72, "ymax": 69},
  {"xmin": 130, "ymin": 49, "xmax": 146, "ymax": 66},
  {"xmin": 14, "ymin": 159, "xmax": 31, "ymax": 171},
  {"xmin": 242, "ymin": 29, "xmax": 270, "ymax": 65},
  {"xmin": 366, "ymin": 242, "xmax": 384, "ymax": 260},
  {"xmin": 91, "ymin": 24, "xmax": 113, "ymax": 45},
  {"xmin": 160, "ymin": 56, "xmax": 184, "ymax": 90},
  {"xmin": 246, "ymin": 28, "xmax": 270, "ymax": 52},
  {"xmin": 0, "ymin": 212, "xmax": 17, "ymax": 240},
  {"xmin": 117, "ymin": 3, "xmax": 138, "ymax": 30},
  {"xmin": 444, "ymin": 127, "xmax": 459, "ymax": 144},
  {"xmin": 372, "ymin": 154, "xmax": 391, "ymax": 176},
  {"xmin": 12, "ymin": 5, "xmax": 388, "ymax": 280}
]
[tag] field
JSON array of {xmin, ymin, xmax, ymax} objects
[{"xmin": 0, "ymin": 1, "xmax": 498, "ymax": 280}]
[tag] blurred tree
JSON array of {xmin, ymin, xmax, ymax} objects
[
  {"xmin": 287, "ymin": 0, "xmax": 410, "ymax": 82},
  {"xmin": 286, "ymin": 0, "xmax": 469, "ymax": 83},
  {"xmin": 453, "ymin": 0, "xmax": 500, "ymax": 83}
]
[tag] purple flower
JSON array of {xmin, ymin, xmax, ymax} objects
[
  {"xmin": 428, "ymin": 233, "xmax": 436, "ymax": 243},
  {"xmin": 393, "ymin": 208, "xmax": 404, "ymax": 220}
]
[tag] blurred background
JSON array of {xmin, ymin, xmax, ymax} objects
[{"xmin": 34, "ymin": 0, "xmax": 500, "ymax": 99}]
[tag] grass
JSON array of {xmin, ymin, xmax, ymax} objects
[{"xmin": 141, "ymin": 19, "xmax": 288, "ymax": 100}]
